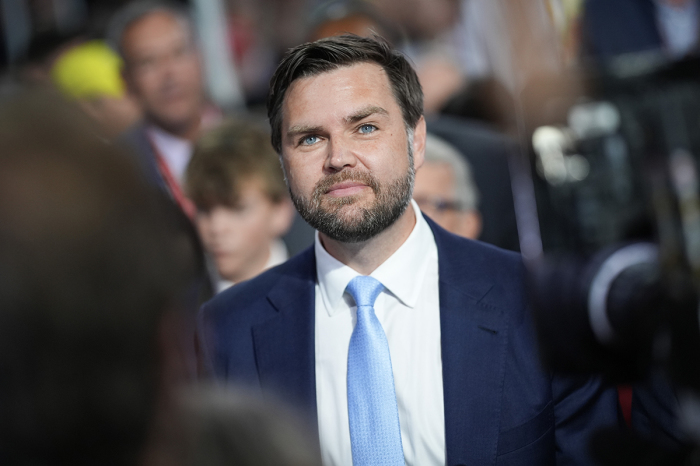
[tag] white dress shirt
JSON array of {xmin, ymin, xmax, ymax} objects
[
  {"xmin": 314, "ymin": 200, "xmax": 445, "ymax": 466},
  {"xmin": 147, "ymin": 125, "xmax": 193, "ymax": 185}
]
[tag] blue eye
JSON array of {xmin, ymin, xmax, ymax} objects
[
  {"xmin": 300, "ymin": 135, "xmax": 319, "ymax": 146},
  {"xmin": 359, "ymin": 124, "xmax": 376, "ymax": 134}
]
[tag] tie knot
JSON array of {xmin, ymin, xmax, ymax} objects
[{"xmin": 346, "ymin": 275, "xmax": 384, "ymax": 308}]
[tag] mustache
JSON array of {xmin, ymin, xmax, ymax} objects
[{"xmin": 312, "ymin": 170, "xmax": 380, "ymax": 197}]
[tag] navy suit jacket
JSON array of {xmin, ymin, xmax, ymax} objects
[
  {"xmin": 119, "ymin": 123, "xmax": 171, "ymax": 193},
  {"xmin": 198, "ymin": 217, "xmax": 620, "ymax": 465}
]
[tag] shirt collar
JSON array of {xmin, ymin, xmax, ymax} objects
[
  {"xmin": 315, "ymin": 200, "xmax": 437, "ymax": 316},
  {"xmin": 147, "ymin": 124, "xmax": 191, "ymax": 152},
  {"xmin": 146, "ymin": 125, "xmax": 193, "ymax": 182}
]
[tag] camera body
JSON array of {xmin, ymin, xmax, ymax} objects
[{"xmin": 515, "ymin": 56, "xmax": 700, "ymax": 389}]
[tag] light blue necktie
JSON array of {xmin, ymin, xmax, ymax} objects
[{"xmin": 346, "ymin": 276, "xmax": 404, "ymax": 466}]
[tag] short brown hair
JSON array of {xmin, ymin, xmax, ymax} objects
[
  {"xmin": 186, "ymin": 119, "xmax": 288, "ymax": 211},
  {"xmin": 267, "ymin": 34, "xmax": 423, "ymax": 153}
]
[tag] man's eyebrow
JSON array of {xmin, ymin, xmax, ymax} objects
[
  {"xmin": 344, "ymin": 106, "xmax": 389, "ymax": 124},
  {"xmin": 285, "ymin": 106, "xmax": 389, "ymax": 139},
  {"xmin": 286, "ymin": 124, "xmax": 324, "ymax": 138}
]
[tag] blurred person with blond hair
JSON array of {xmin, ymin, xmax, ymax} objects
[
  {"xmin": 185, "ymin": 119, "xmax": 295, "ymax": 292},
  {"xmin": 413, "ymin": 133, "xmax": 482, "ymax": 239},
  {"xmin": 51, "ymin": 40, "xmax": 141, "ymax": 138}
]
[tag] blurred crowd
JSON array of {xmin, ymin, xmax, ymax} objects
[{"xmin": 1, "ymin": 0, "xmax": 699, "ymax": 464}]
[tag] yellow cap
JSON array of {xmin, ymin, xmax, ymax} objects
[{"xmin": 51, "ymin": 40, "xmax": 126, "ymax": 99}]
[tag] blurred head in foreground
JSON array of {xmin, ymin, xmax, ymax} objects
[
  {"xmin": 51, "ymin": 40, "xmax": 141, "ymax": 138},
  {"xmin": 149, "ymin": 385, "xmax": 322, "ymax": 466},
  {"xmin": 413, "ymin": 134, "xmax": 482, "ymax": 239},
  {"xmin": 0, "ymin": 91, "xmax": 196, "ymax": 465},
  {"xmin": 186, "ymin": 120, "xmax": 294, "ymax": 289}
]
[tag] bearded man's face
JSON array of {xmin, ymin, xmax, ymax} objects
[{"xmin": 279, "ymin": 63, "xmax": 420, "ymax": 243}]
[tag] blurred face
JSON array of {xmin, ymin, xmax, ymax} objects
[
  {"xmin": 280, "ymin": 62, "xmax": 425, "ymax": 243},
  {"xmin": 413, "ymin": 161, "xmax": 481, "ymax": 239},
  {"xmin": 196, "ymin": 180, "xmax": 292, "ymax": 283},
  {"xmin": 121, "ymin": 11, "xmax": 204, "ymax": 134}
]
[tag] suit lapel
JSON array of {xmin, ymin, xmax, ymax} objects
[
  {"xmin": 249, "ymin": 221, "xmax": 511, "ymax": 462},
  {"xmin": 429, "ymin": 219, "xmax": 509, "ymax": 466},
  {"xmin": 251, "ymin": 249, "xmax": 318, "ymax": 419}
]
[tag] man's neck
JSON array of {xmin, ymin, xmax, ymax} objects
[
  {"xmin": 149, "ymin": 114, "xmax": 202, "ymax": 142},
  {"xmin": 319, "ymin": 205, "xmax": 417, "ymax": 275}
]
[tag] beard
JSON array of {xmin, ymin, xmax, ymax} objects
[{"xmin": 290, "ymin": 142, "xmax": 415, "ymax": 243}]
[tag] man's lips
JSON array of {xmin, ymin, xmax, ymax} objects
[{"xmin": 325, "ymin": 181, "xmax": 369, "ymax": 197}]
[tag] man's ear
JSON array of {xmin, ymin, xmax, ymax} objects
[{"xmin": 412, "ymin": 116, "xmax": 427, "ymax": 171}]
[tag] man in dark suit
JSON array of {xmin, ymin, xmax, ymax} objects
[
  {"xmin": 198, "ymin": 35, "xmax": 620, "ymax": 465},
  {"xmin": 107, "ymin": 1, "xmax": 215, "ymax": 217}
]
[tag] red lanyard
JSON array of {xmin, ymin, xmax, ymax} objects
[{"xmin": 148, "ymin": 137, "xmax": 197, "ymax": 221}]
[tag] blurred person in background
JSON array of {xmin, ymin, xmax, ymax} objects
[
  {"xmin": 307, "ymin": 0, "xmax": 466, "ymax": 115},
  {"xmin": 581, "ymin": 0, "xmax": 700, "ymax": 62},
  {"xmin": 427, "ymin": 115, "xmax": 520, "ymax": 251},
  {"xmin": 185, "ymin": 119, "xmax": 295, "ymax": 293},
  {"xmin": 414, "ymin": 133, "xmax": 482, "ymax": 239},
  {"xmin": 108, "ymin": 1, "xmax": 219, "ymax": 219},
  {"xmin": 51, "ymin": 39, "xmax": 141, "ymax": 139},
  {"xmin": 107, "ymin": 3, "xmax": 218, "ymax": 372},
  {"xmin": 0, "ymin": 90, "xmax": 198, "ymax": 466}
]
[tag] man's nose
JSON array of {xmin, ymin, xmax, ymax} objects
[
  {"xmin": 157, "ymin": 55, "xmax": 179, "ymax": 84},
  {"xmin": 325, "ymin": 139, "xmax": 358, "ymax": 172}
]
